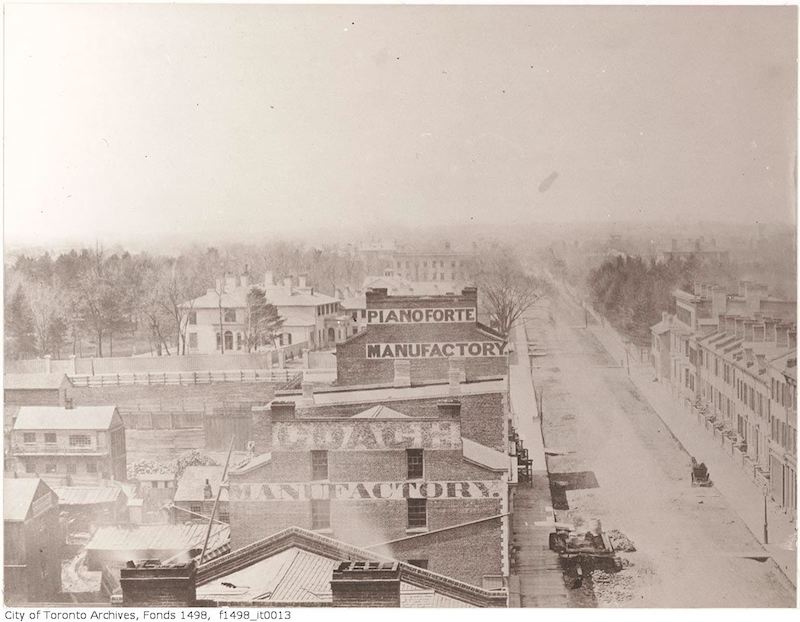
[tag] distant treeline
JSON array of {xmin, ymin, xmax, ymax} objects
[
  {"xmin": 587, "ymin": 255, "xmax": 735, "ymax": 347},
  {"xmin": 4, "ymin": 242, "xmax": 365, "ymax": 361}
]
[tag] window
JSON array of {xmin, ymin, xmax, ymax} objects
[
  {"xmin": 311, "ymin": 450, "xmax": 328, "ymax": 480},
  {"xmin": 69, "ymin": 435, "xmax": 91, "ymax": 447},
  {"xmin": 188, "ymin": 311, "xmax": 197, "ymax": 325},
  {"xmin": 185, "ymin": 332, "xmax": 197, "ymax": 349},
  {"xmin": 151, "ymin": 481, "xmax": 159, "ymax": 488},
  {"xmin": 44, "ymin": 433, "xmax": 57, "ymax": 444},
  {"xmin": 311, "ymin": 499, "xmax": 331, "ymax": 530},
  {"xmin": 25, "ymin": 461, "xmax": 35, "ymax": 474},
  {"xmin": 86, "ymin": 462, "xmax": 97, "ymax": 474},
  {"xmin": 224, "ymin": 331, "xmax": 234, "ymax": 351},
  {"xmin": 224, "ymin": 308, "xmax": 236, "ymax": 322},
  {"xmin": 408, "ymin": 559, "xmax": 428, "ymax": 569},
  {"xmin": 66, "ymin": 463, "xmax": 76, "ymax": 474},
  {"xmin": 236, "ymin": 333, "xmax": 243, "ymax": 350},
  {"xmin": 216, "ymin": 333, "xmax": 222, "ymax": 349},
  {"xmin": 23, "ymin": 433, "xmax": 36, "ymax": 444},
  {"xmin": 190, "ymin": 503, "xmax": 202, "ymax": 515},
  {"xmin": 287, "ymin": 333, "xmax": 292, "ymax": 345},
  {"xmin": 407, "ymin": 449, "xmax": 424, "ymax": 479},
  {"xmin": 45, "ymin": 463, "xmax": 57, "ymax": 473},
  {"xmin": 440, "ymin": 273, "xmax": 445, "ymax": 281},
  {"xmin": 219, "ymin": 511, "xmax": 230, "ymax": 524},
  {"xmin": 407, "ymin": 499, "xmax": 427, "ymax": 529}
]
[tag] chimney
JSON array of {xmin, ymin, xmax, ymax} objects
[
  {"xmin": 726, "ymin": 316, "xmax": 737, "ymax": 335},
  {"xmin": 225, "ymin": 273, "xmax": 237, "ymax": 291},
  {"xmin": 44, "ymin": 354, "xmax": 52, "ymax": 374},
  {"xmin": 756, "ymin": 353, "xmax": 767, "ymax": 375},
  {"xmin": 298, "ymin": 274, "xmax": 308, "ymax": 289},
  {"xmin": 693, "ymin": 282, "xmax": 702, "ymax": 296},
  {"xmin": 437, "ymin": 399, "xmax": 461, "ymax": 421},
  {"xmin": 739, "ymin": 280, "xmax": 749, "ymax": 297},
  {"xmin": 735, "ymin": 318, "xmax": 746, "ymax": 339},
  {"xmin": 270, "ymin": 400, "xmax": 297, "ymax": 421},
  {"xmin": 744, "ymin": 348, "xmax": 755, "ymax": 368},
  {"xmin": 300, "ymin": 381, "xmax": 315, "ymax": 405},
  {"xmin": 764, "ymin": 319, "xmax": 778, "ymax": 343},
  {"xmin": 790, "ymin": 330, "xmax": 797, "ymax": 351},
  {"xmin": 241, "ymin": 274, "xmax": 249, "ymax": 289},
  {"xmin": 331, "ymin": 561, "xmax": 401, "ymax": 608},
  {"xmin": 448, "ymin": 369, "xmax": 461, "ymax": 397},
  {"xmin": 119, "ymin": 561, "xmax": 197, "ymax": 607},
  {"xmin": 744, "ymin": 321, "xmax": 754, "ymax": 342},
  {"xmin": 214, "ymin": 278, "xmax": 222, "ymax": 292},
  {"xmin": 662, "ymin": 311, "xmax": 669, "ymax": 322},
  {"xmin": 203, "ymin": 479, "xmax": 213, "ymax": 500},
  {"xmin": 393, "ymin": 360, "xmax": 411, "ymax": 388},
  {"xmin": 777, "ymin": 324, "xmax": 790, "ymax": 348},
  {"xmin": 264, "ymin": 271, "xmax": 274, "ymax": 287}
]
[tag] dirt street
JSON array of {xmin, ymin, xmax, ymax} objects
[{"xmin": 528, "ymin": 295, "xmax": 796, "ymax": 607}]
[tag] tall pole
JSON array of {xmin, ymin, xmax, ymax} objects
[
  {"xmin": 763, "ymin": 492, "xmax": 769, "ymax": 544},
  {"xmin": 199, "ymin": 436, "xmax": 235, "ymax": 565}
]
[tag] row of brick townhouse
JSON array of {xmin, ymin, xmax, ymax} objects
[{"xmin": 651, "ymin": 281, "xmax": 797, "ymax": 518}]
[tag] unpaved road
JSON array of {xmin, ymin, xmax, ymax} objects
[{"xmin": 528, "ymin": 294, "xmax": 796, "ymax": 607}]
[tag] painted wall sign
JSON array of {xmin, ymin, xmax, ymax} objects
[
  {"xmin": 366, "ymin": 341, "xmax": 507, "ymax": 359},
  {"xmin": 367, "ymin": 308, "xmax": 476, "ymax": 324},
  {"xmin": 273, "ymin": 421, "xmax": 461, "ymax": 451},
  {"xmin": 228, "ymin": 480, "xmax": 503, "ymax": 501}
]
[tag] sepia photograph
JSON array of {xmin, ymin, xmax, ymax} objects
[{"xmin": 2, "ymin": 1, "xmax": 797, "ymax": 611}]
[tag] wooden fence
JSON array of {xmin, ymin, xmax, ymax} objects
[{"xmin": 68, "ymin": 368, "xmax": 296, "ymax": 388}]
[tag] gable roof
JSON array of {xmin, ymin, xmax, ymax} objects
[
  {"xmin": 4, "ymin": 478, "xmax": 51, "ymax": 522},
  {"xmin": 195, "ymin": 526, "xmax": 506, "ymax": 608},
  {"xmin": 13, "ymin": 405, "xmax": 120, "ymax": 431},
  {"xmin": 350, "ymin": 405, "xmax": 411, "ymax": 419}
]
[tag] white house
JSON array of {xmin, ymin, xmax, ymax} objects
[{"xmin": 181, "ymin": 272, "xmax": 350, "ymax": 354}]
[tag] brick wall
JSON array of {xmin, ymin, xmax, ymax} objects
[
  {"xmin": 281, "ymin": 392, "xmax": 506, "ymax": 451},
  {"xmin": 120, "ymin": 563, "xmax": 197, "ymax": 607}
]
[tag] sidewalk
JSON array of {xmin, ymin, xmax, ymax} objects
[
  {"xmin": 583, "ymin": 318, "xmax": 798, "ymax": 586},
  {"xmin": 507, "ymin": 320, "xmax": 570, "ymax": 607}
]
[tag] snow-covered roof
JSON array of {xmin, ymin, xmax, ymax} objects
[{"xmin": 13, "ymin": 405, "xmax": 121, "ymax": 431}]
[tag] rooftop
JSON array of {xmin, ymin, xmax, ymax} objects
[
  {"xmin": 174, "ymin": 466, "xmax": 227, "ymax": 503},
  {"xmin": 184, "ymin": 283, "xmax": 339, "ymax": 310},
  {"xmin": 4, "ymin": 373, "xmax": 69, "ymax": 390},
  {"xmin": 54, "ymin": 486, "xmax": 124, "ymax": 506},
  {"xmin": 87, "ymin": 522, "xmax": 230, "ymax": 555},
  {"xmin": 13, "ymin": 405, "xmax": 121, "ymax": 431},
  {"xmin": 4, "ymin": 478, "xmax": 51, "ymax": 522}
]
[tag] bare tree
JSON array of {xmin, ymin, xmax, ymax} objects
[{"xmin": 473, "ymin": 247, "xmax": 549, "ymax": 337}]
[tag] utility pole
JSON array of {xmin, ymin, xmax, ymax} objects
[
  {"xmin": 199, "ymin": 436, "xmax": 235, "ymax": 565},
  {"xmin": 763, "ymin": 492, "xmax": 769, "ymax": 544}
]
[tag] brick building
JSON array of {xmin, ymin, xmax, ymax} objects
[
  {"xmin": 228, "ymin": 378, "xmax": 513, "ymax": 589},
  {"xmin": 10, "ymin": 405, "xmax": 127, "ymax": 485},
  {"xmin": 335, "ymin": 287, "xmax": 508, "ymax": 386},
  {"xmin": 4, "ymin": 478, "xmax": 63, "ymax": 604}
]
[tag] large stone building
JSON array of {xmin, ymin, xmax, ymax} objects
[
  {"xmin": 335, "ymin": 287, "xmax": 508, "ymax": 387},
  {"xmin": 181, "ymin": 272, "xmax": 348, "ymax": 354},
  {"xmin": 228, "ymin": 376, "xmax": 514, "ymax": 590}
]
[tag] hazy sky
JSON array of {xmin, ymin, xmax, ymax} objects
[{"xmin": 4, "ymin": 4, "xmax": 797, "ymax": 247}]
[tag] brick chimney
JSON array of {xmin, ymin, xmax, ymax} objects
[
  {"xmin": 777, "ymin": 324, "xmax": 790, "ymax": 348},
  {"xmin": 119, "ymin": 561, "xmax": 197, "ymax": 607},
  {"xmin": 437, "ymin": 399, "xmax": 461, "ymax": 421},
  {"xmin": 448, "ymin": 369, "xmax": 461, "ymax": 397},
  {"xmin": 330, "ymin": 561, "xmax": 401, "ymax": 608},
  {"xmin": 270, "ymin": 401, "xmax": 297, "ymax": 421},
  {"xmin": 300, "ymin": 381, "xmax": 315, "ymax": 405},
  {"xmin": 298, "ymin": 274, "xmax": 308, "ymax": 289},
  {"xmin": 225, "ymin": 273, "xmax": 237, "ymax": 291},
  {"xmin": 393, "ymin": 360, "xmax": 411, "ymax": 388}
]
